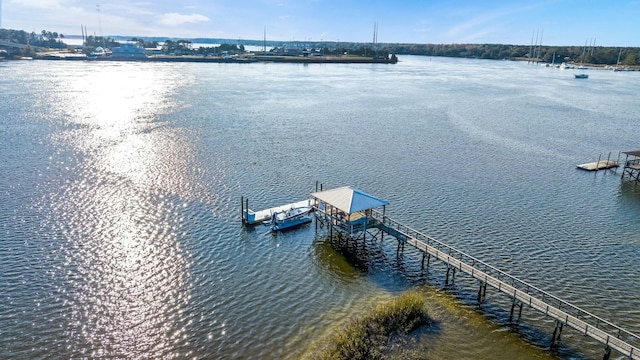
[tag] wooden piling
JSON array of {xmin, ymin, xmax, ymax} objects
[
  {"xmin": 509, "ymin": 301, "xmax": 517, "ymax": 322},
  {"xmin": 518, "ymin": 302, "xmax": 523, "ymax": 321}
]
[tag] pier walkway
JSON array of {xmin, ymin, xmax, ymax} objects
[{"xmin": 368, "ymin": 209, "xmax": 639, "ymax": 359}]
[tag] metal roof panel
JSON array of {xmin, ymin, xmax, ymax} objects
[{"xmin": 311, "ymin": 186, "xmax": 388, "ymax": 214}]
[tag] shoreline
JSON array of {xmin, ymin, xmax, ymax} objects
[{"xmin": 17, "ymin": 53, "xmax": 399, "ymax": 64}]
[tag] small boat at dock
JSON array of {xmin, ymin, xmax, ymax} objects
[{"xmin": 268, "ymin": 206, "xmax": 313, "ymax": 231}]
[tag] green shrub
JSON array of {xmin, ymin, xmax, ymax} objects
[{"xmin": 313, "ymin": 290, "xmax": 430, "ymax": 360}]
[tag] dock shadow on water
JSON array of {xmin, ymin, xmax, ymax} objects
[
  {"xmin": 311, "ymin": 238, "xmax": 363, "ymax": 281},
  {"xmin": 312, "ymin": 233, "xmax": 379, "ymax": 277}
]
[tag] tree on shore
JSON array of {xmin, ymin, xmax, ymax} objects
[
  {"xmin": 380, "ymin": 42, "xmax": 640, "ymax": 65},
  {"xmin": 0, "ymin": 28, "xmax": 67, "ymax": 49},
  {"xmin": 130, "ymin": 37, "xmax": 159, "ymax": 49}
]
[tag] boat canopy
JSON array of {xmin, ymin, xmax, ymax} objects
[
  {"xmin": 311, "ymin": 186, "xmax": 388, "ymax": 214},
  {"xmin": 622, "ymin": 150, "xmax": 640, "ymax": 157}
]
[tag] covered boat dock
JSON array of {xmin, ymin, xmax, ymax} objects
[
  {"xmin": 311, "ymin": 186, "xmax": 389, "ymax": 239},
  {"xmin": 621, "ymin": 150, "xmax": 640, "ymax": 184}
]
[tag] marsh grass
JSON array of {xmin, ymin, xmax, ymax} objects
[{"xmin": 309, "ymin": 290, "xmax": 430, "ymax": 360}]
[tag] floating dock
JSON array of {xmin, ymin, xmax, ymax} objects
[
  {"xmin": 241, "ymin": 198, "xmax": 315, "ymax": 224},
  {"xmin": 576, "ymin": 160, "xmax": 618, "ymax": 171},
  {"xmin": 577, "ymin": 152, "xmax": 619, "ymax": 171}
]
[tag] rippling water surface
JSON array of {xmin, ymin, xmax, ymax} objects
[{"xmin": 1, "ymin": 57, "xmax": 639, "ymax": 359}]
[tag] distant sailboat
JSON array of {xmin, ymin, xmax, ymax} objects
[
  {"xmin": 614, "ymin": 48, "xmax": 623, "ymax": 71},
  {"xmin": 574, "ymin": 39, "xmax": 589, "ymax": 78}
]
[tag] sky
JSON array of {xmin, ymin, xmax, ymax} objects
[{"xmin": 2, "ymin": 0, "xmax": 639, "ymax": 47}]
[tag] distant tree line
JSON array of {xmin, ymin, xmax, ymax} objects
[
  {"xmin": 84, "ymin": 35, "xmax": 119, "ymax": 50},
  {"xmin": 161, "ymin": 40, "xmax": 245, "ymax": 56},
  {"xmin": 129, "ymin": 37, "xmax": 159, "ymax": 49},
  {"xmin": 0, "ymin": 28, "xmax": 68, "ymax": 56},
  {"xmin": 317, "ymin": 46, "xmax": 390, "ymax": 59},
  {"xmin": 376, "ymin": 43, "xmax": 640, "ymax": 65},
  {"xmin": 0, "ymin": 29, "xmax": 246, "ymax": 57},
  {"xmin": 0, "ymin": 28, "xmax": 67, "ymax": 48}
]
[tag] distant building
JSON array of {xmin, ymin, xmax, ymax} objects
[{"xmin": 111, "ymin": 43, "xmax": 146, "ymax": 59}]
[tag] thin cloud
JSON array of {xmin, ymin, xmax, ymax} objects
[
  {"xmin": 9, "ymin": 0, "xmax": 64, "ymax": 8},
  {"xmin": 156, "ymin": 13, "xmax": 210, "ymax": 27},
  {"xmin": 443, "ymin": 3, "xmax": 542, "ymax": 43}
]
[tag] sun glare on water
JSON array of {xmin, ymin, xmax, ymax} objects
[{"xmin": 40, "ymin": 62, "xmax": 200, "ymax": 357}]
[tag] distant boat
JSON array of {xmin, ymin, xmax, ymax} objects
[
  {"xmin": 268, "ymin": 206, "xmax": 313, "ymax": 231},
  {"xmin": 614, "ymin": 48, "xmax": 623, "ymax": 71},
  {"xmin": 574, "ymin": 45, "xmax": 589, "ymax": 77},
  {"xmin": 88, "ymin": 46, "xmax": 109, "ymax": 59}
]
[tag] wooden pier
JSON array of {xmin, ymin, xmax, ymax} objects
[
  {"xmin": 370, "ymin": 210, "xmax": 640, "ymax": 359},
  {"xmin": 307, "ymin": 186, "xmax": 640, "ymax": 360}
]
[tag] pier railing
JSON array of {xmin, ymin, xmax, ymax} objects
[
  {"xmin": 626, "ymin": 158, "xmax": 640, "ymax": 167},
  {"xmin": 370, "ymin": 209, "xmax": 640, "ymax": 356}
]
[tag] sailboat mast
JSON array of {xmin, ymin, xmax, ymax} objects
[
  {"xmin": 96, "ymin": 4, "xmax": 102, "ymax": 41},
  {"xmin": 533, "ymin": 30, "xmax": 540, "ymax": 63},
  {"xmin": 537, "ymin": 29, "xmax": 543, "ymax": 63},
  {"xmin": 372, "ymin": 21, "xmax": 378, "ymax": 52},
  {"xmin": 617, "ymin": 48, "xmax": 622, "ymax": 65},
  {"xmin": 529, "ymin": 31, "xmax": 534, "ymax": 64}
]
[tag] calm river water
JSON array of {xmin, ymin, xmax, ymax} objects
[{"xmin": 1, "ymin": 56, "xmax": 639, "ymax": 359}]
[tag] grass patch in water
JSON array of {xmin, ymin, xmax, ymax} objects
[{"xmin": 309, "ymin": 290, "xmax": 430, "ymax": 360}]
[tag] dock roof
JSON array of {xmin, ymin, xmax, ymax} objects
[
  {"xmin": 311, "ymin": 186, "xmax": 388, "ymax": 214},
  {"xmin": 623, "ymin": 150, "xmax": 640, "ymax": 157}
]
